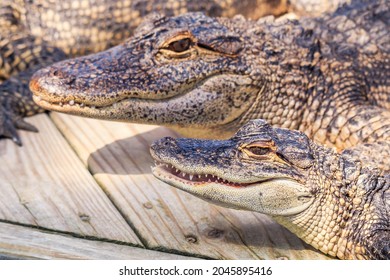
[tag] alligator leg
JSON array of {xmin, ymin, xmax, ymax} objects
[
  {"xmin": 0, "ymin": 50, "xmax": 68, "ymax": 145},
  {"xmin": 0, "ymin": 6, "xmax": 66, "ymax": 145},
  {"xmin": 0, "ymin": 70, "xmax": 44, "ymax": 145},
  {"xmin": 0, "ymin": 44, "xmax": 66, "ymax": 145}
]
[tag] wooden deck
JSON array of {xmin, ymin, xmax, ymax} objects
[{"xmin": 0, "ymin": 113, "xmax": 330, "ymax": 260}]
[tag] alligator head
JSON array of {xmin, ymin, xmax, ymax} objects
[
  {"xmin": 151, "ymin": 119, "xmax": 316, "ymax": 215},
  {"xmin": 30, "ymin": 12, "xmax": 312, "ymax": 139},
  {"xmin": 150, "ymin": 119, "xmax": 390, "ymax": 260}
]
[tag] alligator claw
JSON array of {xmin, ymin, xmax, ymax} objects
[
  {"xmin": 0, "ymin": 104, "xmax": 38, "ymax": 146},
  {"xmin": 11, "ymin": 134, "xmax": 22, "ymax": 147},
  {"xmin": 14, "ymin": 117, "xmax": 39, "ymax": 132}
]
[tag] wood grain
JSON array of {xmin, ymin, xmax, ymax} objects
[
  {"xmin": 0, "ymin": 114, "xmax": 141, "ymax": 245},
  {"xmin": 51, "ymin": 113, "xmax": 330, "ymax": 260},
  {"xmin": 0, "ymin": 222, "xmax": 197, "ymax": 260}
]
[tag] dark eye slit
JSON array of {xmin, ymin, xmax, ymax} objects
[
  {"xmin": 167, "ymin": 38, "xmax": 192, "ymax": 52},
  {"xmin": 248, "ymin": 146, "xmax": 270, "ymax": 156}
]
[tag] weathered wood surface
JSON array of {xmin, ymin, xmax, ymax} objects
[
  {"xmin": 0, "ymin": 114, "xmax": 140, "ymax": 245},
  {"xmin": 0, "ymin": 222, "xmax": 197, "ymax": 260},
  {"xmin": 51, "ymin": 113, "xmax": 330, "ymax": 260}
]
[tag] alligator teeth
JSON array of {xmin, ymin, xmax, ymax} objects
[
  {"xmin": 189, "ymin": 175, "xmax": 193, "ymax": 180},
  {"xmin": 182, "ymin": 172, "xmax": 186, "ymax": 177},
  {"xmin": 198, "ymin": 175, "xmax": 202, "ymax": 179},
  {"xmin": 59, "ymin": 102, "xmax": 63, "ymax": 107},
  {"xmin": 80, "ymin": 103, "xmax": 85, "ymax": 107},
  {"xmin": 208, "ymin": 179, "xmax": 211, "ymax": 183},
  {"xmin": 69, "ymin": 100, "xmax": 75, "ymax": 106}
]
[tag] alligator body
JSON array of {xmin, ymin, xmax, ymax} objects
[
  {"xmin": 1, "ymin": 0, "xmax": 341, "ymax": 145},
  {"xmin": 150, "ymin": 119, "xmax": 390, "ymax": 260},
  {"xmin": 31, "ymin": 0, "xmax": 389, "ymax": 152}
]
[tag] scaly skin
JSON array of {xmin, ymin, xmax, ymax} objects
[
  {"xmin": 150, "ymin": 119, "xmax": 390, "ymax": 260},
  {"xmin": 1, "ymin": 0, "xmax": 298, "ymax": 145},
  {"xmin": 290, "ymin": 0, "xmax": 349, "ymax": 15},
  {"xmin": 31, "ymin": 0, "xmax": 389, "ymax": 152}
]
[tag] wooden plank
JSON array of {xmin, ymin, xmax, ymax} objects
[
  {"xmin": 51, "ymin": 113, "xmax": 330, "ymax": 260},
  {"xmin": 0, "ymin": 114, "xmax": 141, "ymax": 245},
  {"xmin": 0, "ymin": 222, "xmax": 197, "ymax": 260}
]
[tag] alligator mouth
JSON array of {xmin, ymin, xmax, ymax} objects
[
  {"xmin": 32, "ymin": 94, "xmax": 127, "ymax": 111},
  {"xmin": 31, "ymin": 71, "xmax": 252, "ymax": 116},
  {"xmin": 30, "ymin": 69, "xmax": 229, "ymax": 111},
  {"xmin": 152, "ymin": 161, "xmax": 261, "ymax": 188},
  {"xmin": 31, "ymin": 79, "xmax": 167, "ymax": 113}
]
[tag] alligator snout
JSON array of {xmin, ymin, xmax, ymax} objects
[
  {"xmin": 31, "ymin": 66, "xmax": 76, "ymax": 96},
  {"xmin": 150, "ymin": 137, "xmax": 178, "ymax": 158}
]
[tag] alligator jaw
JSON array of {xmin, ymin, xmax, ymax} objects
[
  {"xmin": 32, "ymin": 93, "xmax": 131, "ymax": 118},
  {"xmin": 32, "ymin": 94, "xmax": 141, "ymax": 123},
  {"xmin": 151, "ymin": 159, "xmax": 314, "ymax": 216},
  {"xmin": 152, "ymin": 160, "xmax": 255, "ymax": 188}
]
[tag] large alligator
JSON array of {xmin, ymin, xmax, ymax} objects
[
  {"xmin": 31, "ymin": 0, "xmax": 389, "ymax": 152},
  {"xmin": 150, "ymin": 119, "xmax": 390, "ymax": 260},
  {"xmin": 0, "ymin": 0, "xmax": 344, "ymax": 145}
]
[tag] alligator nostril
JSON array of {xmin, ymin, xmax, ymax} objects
[
  {"xmin": 49, "ymin": 67, "xmax": 71, "ymax": 79},
  {"xmin": 49, "ymin": 67, "xmax": 63, "ymax": 77},
  {"xmin": 164, "ymin": 139, "xmax": 174, "ymax": 147},
  {"xmin": 158, "ymin": 137, "xmax": 173, "ymax": 147},
  {"xmin": 49, "ymin": 67, "xmax": 76, "ymax": 85}
]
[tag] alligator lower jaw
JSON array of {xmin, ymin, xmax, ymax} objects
[
  {"xmin": 32, "ymin": 94, "xmax": 139, "ymax": 122},
  {"xmin": 152, "ymin": 161, "xmax": 258, "ymax": 188}
]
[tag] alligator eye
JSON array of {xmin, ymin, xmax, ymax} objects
[
  {"xmin": 167, "ymin": 38, "xmax": 192, "ymax": 52},
  {"xmin": 247, "ymin": 146, "xmax": 271, "ymax": 156}
]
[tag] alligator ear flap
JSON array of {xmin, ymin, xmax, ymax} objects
[{"xmin": 199, "ymin": 36, "xmax": 243, "ymax": 55}]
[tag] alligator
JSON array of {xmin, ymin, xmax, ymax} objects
[
  {"xmin": 31, "ymin": 0, "xmax": 389, "ymax": 153},
  {"xmin": 150, "ymin": 119, "xmax": 390, "ymax": 260},
  {"xmin": 0, "ymin": 0, "xmax": 346, "ymax": 146}
]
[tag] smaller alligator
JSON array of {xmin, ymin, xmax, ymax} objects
[{"xmin": 150, "ymin": 119, "xmax": 390, "ymax": 260}]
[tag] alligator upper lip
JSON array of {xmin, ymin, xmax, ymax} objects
[
  {"xmin": 30, "ymin": 70, "xmax": 232, "ymax": 110},
  {"xmin": 152, "ymin": 161, "xmax": 275, "ymax": 187}
]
